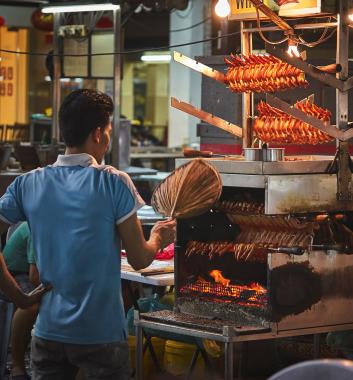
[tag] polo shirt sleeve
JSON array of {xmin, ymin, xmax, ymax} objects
[
  {"xmin": 106, "ymin": 168, "xmax": 145, "ymax": 225},
  {"xmin": 0, "ymin": 178, "xmax": 25, "ymax": 225}
]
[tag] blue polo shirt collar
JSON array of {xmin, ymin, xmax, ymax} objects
[{"xmin": 53, "ymin": 153, "xmax": 98, "ymax": 167}]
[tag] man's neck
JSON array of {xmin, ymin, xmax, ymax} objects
[
  {"xmin": 65, "ymin": 147, "xmax": 89, "ymax": 155},
  {"xmin": 65, "ymin": 147, "xmax": 101, "ymax": 164}
]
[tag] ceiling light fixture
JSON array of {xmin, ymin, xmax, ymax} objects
[
  {"xmin": 141, "ymin": 54, "xmax": 171, "ymax": 63},
  {"xmin": 215, "ymin": 0, "xmax": 231, "ymax": 18},
  {"xmin": 42, "ymin": 2, "xmax": 120, "ymax": 14}
]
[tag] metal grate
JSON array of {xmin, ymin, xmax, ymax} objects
[{"xmin": 180, "ymin": 280, "xmax": 267, "ymax": 307}]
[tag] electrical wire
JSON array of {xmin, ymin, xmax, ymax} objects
[
  {"xmin": 299, "ymin": 27, "xmax": 337, "ymax": 47},
  {"xmin": 255, "ymin": 8, "xmax": 289, "ymax": 45},
  {"xmin": 297, "ymin": 17, "xmax": 337, "ymax": 48},
  {"xmin": 170, "ymin": 16, "xmax": 211, "ymax": 33},
  {"xmin": 0, "ymin": 30, "xmax": 242, "ymax": 57}
]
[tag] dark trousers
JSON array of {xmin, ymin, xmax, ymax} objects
[{"xmin": 31, "ymin": 336, "xmax": 131, "ymax": 380}]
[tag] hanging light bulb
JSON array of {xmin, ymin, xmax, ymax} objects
[
  {"xmin": 349, "ymin": 14, "xmax": 353, "ymax": 22},
  {"xmin": 215, "ymin": 0, "xmax": 231, "ymax": 18},
  {"xmin": 287, "ymin": 36, "xmax": 300, "ymax": 58},
  {"xmin": 287, "ymin": 44, "xmax": 300, "ymax": 57}
]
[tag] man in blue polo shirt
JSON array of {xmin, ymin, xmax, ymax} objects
[{"xmin": 0, "ymin": 89, "xmax": 176, "ymax": 380}]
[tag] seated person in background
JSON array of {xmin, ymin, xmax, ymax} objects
[
  {"xmin": 0, "ymin": 235, "xmax": 46, "ymax": 308},
  {"xmin": 1, "ymin": 222, "xmax": 39, "ymax": 380}
]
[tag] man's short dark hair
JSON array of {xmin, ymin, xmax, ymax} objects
[{"xmin": 59, "ymin": 89, "xmax": 114, "ymax": 147}]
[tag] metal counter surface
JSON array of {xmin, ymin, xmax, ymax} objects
[
  {"xmin": 121, "ymin": 257, "xmax": 174, "ymax": 286},
  {"xmin": 176, "ymin": 156, "xmax": 335, "ymax": 175}
]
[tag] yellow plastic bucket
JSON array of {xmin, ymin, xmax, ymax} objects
[
  {"xmin": 163, "ymin": 340, "xmax": 205, "ymax": 377},
  {"xmin": 128, "ymin": 335, "xmax": 165, "ymax": 379},
  {"xmin": 203, "ymin": 339, "xmax": 224, "ymax": 358}
]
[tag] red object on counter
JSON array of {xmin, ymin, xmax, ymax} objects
[
  {"xmin": 155, "ymin": 243, "xmax": 174, "ymax": 260},
  {"xmin": 120, "ymin": 243, "xmax": 174, "ymax": 260}
]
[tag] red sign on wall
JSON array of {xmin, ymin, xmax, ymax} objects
[{"xmin": 0, "ymin": 66, "xmax": 14, "ymax": 97}]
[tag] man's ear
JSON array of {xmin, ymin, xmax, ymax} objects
[{"xmin": 91, "ymin": 128, "xmax": 101, "ymax": 144}]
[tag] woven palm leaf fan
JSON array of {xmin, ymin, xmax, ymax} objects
[{"xmin": 151, "ymin": 158, "xmax": 222, "ymax": 219}]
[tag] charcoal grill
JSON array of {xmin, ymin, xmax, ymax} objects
[
  {"xmin": 172, "ymin": 157, "xmax": 353, "ymax": 329},
  {"xmin": 135, "ymin": 157, "xmax": 353, "ymax": 380}
]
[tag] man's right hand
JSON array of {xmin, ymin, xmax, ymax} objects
[
  {"xmin": 150, "ymin": 219, "xmax": 176, "ymax": 250},
  {"xmin": 118, "ymin": 213, "xmax": 176, "ymax": 271},
  {"xmin": 18, "ymin": 283, "xmax": 52, "ymax": 309}
]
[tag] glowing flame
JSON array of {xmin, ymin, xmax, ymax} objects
[
  {"xmin": 248, "ymin": 282, "xmax": 267, "ymax": 294},
  {"xmin": 210, "ymin": 270, "xmax": 230, "ymax": 287}
]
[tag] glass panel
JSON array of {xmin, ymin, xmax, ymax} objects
[
  {"xmin": 63, "ymin": 38, "xmax": 89, "ymax": 77},
  {"xmin": 91, "ymin": 33, "xmax": 114, "ymax": 78}
]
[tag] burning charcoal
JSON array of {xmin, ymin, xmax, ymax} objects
[{"xmin": 239, "ymin": 289, "xmax": 257, "ymax": 301}]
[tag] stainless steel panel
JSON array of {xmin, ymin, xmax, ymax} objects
[
  {"xmin": 211, "ymin": 159, "xmax": 264, "ymax": 174},
  {"xmin": 176, "ymin": 157, "xmax": 335, "ymax": 176},
  {"xmin": 266, "ymin": 174, "xmax": 353, "ymax": 214},
  {"xmin": 175, "ymin": 158, "xmax": 264, "ymax": 174},
  {"xmin": 269, "ymin": 251, "xmax": 353, "ymax": 331},
  {"xmin": 221, "ymin": 174, "xmax": 265, "ymax": 188},
  {"xmin": 262, "ymin": 158, "xmax": 333, "ymax": 175}
]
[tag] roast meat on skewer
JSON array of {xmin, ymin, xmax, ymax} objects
[
  {"xmin": 253, "ymin": 100, "xmax": 333, "ymax": 145},
  {"xmin": 224, "ymin": 54, "xmax": 308, "ymax": 93}
]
